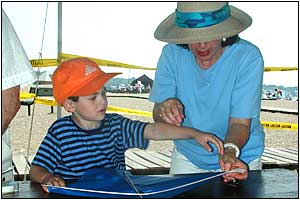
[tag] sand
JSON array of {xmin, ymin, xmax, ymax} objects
[{"xmin": 9, "ymin": 93, "xmax": 298, "ymax": 157}]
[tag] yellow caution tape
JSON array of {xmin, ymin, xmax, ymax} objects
[
  {"xmin": 20, "ymin": 92, "xmax": 36, "ymax": 100},
  {"xmin": 261, "ymin": 121, "xmax": 298, "ymax": 130},
  {"xmin": 107, "ymin": 107, "xmax": 298, "ymax": 130},
  {"xmin": 33, "ymin": 97, "xmax": 57, "ymax": 106},
  {"xmin": 264, "ymin": 67, "xmax": 298, "ymax": 72},
  {"xmin": 30, "ymin": 59, "xmax": 60, "ymax": 67},
  {"xmin": 20, "ymin": 93, "xmax": 56, "ymax": 106},
  {"xmin": 60, "ymin": 53, "xmax": 156, "ymax": 70},
  {"xmin": 29, "ymin": 56, "xmax": 298, "ymax": 72},
  {"xmin": 19, "ymin": 93, "xmax": 298, "ymax": 131},
  {"xmin": 107, "ymin": 105, "xmax": 152, "ymax": 117}
]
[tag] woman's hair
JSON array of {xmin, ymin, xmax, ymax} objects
[
  {"xmin": 177, "ymin": 35, "xmax": 240, "ymax": 50},
  {"xmin": 222, "ymin": 35, "xmax": 240, "ymax": 46}
]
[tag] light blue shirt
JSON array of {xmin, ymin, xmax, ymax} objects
[{"xmin": 149, "ymin": 39, "xmax": 265, "ymax": 170}]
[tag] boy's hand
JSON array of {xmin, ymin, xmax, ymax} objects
[
  {"xmin": 194, "ymin": 133, "xmax": 224, "ymax": 154},
  {"xmin": 41, "ymin": 174, "xmax": 66, "ymax": 192}
]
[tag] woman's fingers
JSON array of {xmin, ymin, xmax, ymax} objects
[
  {"xmin": 160, "ymin": 99, "xmax": 184, "ymax": 125},
  {"xmin": 220, "ymin": 159, "xmax": 248, "ymax": 182}
]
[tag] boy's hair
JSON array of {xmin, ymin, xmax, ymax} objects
[
  {"xmin": 67, "ymin": 87, "xmax": 107, "ymax": 103},
  {"xmin": 68, "ymin": 96, "xmax": 79, "ymax": 102}
]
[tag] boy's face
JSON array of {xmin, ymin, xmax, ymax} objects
[{"xmin": 72, "ymin": 87, "xmax": 108, "ymax": 121}]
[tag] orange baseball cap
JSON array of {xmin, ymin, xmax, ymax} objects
[{"xmin": 52, "ymin": 58, "xmax": 121, "ymax": 105}]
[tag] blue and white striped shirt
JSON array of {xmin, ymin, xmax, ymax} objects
[{"xmin": 31, "ymin": 113, "xmax": 149, "ymax": 179}]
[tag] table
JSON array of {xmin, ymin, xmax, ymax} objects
[
  {"xmin": 176, "ymin": 168, "xmax": 298, "ymax": 198},
  {"xmin": 29, "ymin": 85, "xmax": 53, "ymax": 96},
  {"xmin": 2, "ymin": 168, "xmax": 298, "ymax": 198}
]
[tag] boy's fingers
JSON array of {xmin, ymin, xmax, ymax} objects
[
  {"xmin": 210, "ymin": 138, "xmax": 221, "ymax": 153},
  {"xmin": 208, "ymin": 137, "xmax": 223, "ymax": 154},
  {"xmin": 217, "ymin": 139, "xmax": 224, "ymax": 154},
  {"xmin": 42, "ymin": 185, "xmax": 49, "ymax": 193},
  {"xmin": 58, "ymin": 179, "xmax": 65, "ymax": 187},
  {"xmin": 52, "ymin": 179, "xmax": 61, "ymax": 187},
  {"xmin": 201, "ymin": 143, "xmax": 212, "ymax": 152}
]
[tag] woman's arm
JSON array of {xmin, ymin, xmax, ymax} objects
[
  {"xmin": 219, "ymin": 118, "xmax": 250, "ymax": 181},
  {"xmin": 224, "ymin": 118, "xmax": 250, "ymax": 149}
]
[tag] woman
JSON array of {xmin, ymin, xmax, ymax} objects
[{"xmin": 149, "ymin": 2, "xmax": 264, "ymax": 182}]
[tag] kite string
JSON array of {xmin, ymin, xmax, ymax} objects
[
  {"xmin": 23, "ymin": 2, "xmax": 49, "ymax": 182},
  {"xmin": 124, "ymin": 170, "xmax": 143, "ymax": 198}
]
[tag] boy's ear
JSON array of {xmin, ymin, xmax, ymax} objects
[{"xmin": 62, "ymin": 99, "xmax": 75, "ymax": 112}]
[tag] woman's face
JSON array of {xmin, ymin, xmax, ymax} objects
[{"xmin": 188, "ymin": 39, "xmax": 224, "ymax": 69}]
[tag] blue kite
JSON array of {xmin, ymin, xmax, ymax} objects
[{"xmin": 44, "ymin": 167, "xmax": 243, "ymax": 198}]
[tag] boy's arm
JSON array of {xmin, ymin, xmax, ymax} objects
[
  {"xmin": 30, "ymin": 164, "xmax": 65, "ymax": 192},
  {"xmin": 144, "ymin": 122, "xmax": 224, "ymax": 154}
]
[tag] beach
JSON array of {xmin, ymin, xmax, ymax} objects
[{"xmin": 9, "ymin": 93, "xmax": 298, "ymax": 157}]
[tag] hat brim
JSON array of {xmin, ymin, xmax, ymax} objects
[
  {"xmin": 71, "ymin": 72, "xmax": 120, "ymax": 97},
  {"xmin": 154, "ymin": 6, "xmax": 252, "ymax": 44},
  {"xmin": 56, "ymin": 72, "xmax": 120, "ymax": 105}
]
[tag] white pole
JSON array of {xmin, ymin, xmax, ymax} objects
[{"xmin": 57, "ymin": 2, "xmax": 62, "ymax": 119}]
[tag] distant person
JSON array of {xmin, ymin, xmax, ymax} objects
[
  {"xmin": 149, "ymin": 2, "xmax": 264, "ymax": 182},
  {"xmin": 266, "ymin": 92, "xmax": 272, "ymax": 99},
  {"xmin": 274, "ymin": 88, "xmax": 282, "ymax": 99},
  {"xmin": 2, "ymin": 9, "xmax": 37, "ymax": 182},
  {"xmin": 135, "ymin": 81, "xmax": 143, "ymax": 94},
  {"xmin": 146, "ymin": 84, "xmax": 152, "ymax": 93},
  {"xmin": 29, "ymin": 58, "xmax": 224, "ymax": 192}
]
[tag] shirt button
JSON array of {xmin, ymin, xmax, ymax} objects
[{"xmin": 205, "ymin": 81, "xmax": 210, "ymax": 87}]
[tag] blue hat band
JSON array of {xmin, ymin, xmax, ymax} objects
[{"xmin": 175, "ymin": 4, "xmax": 231, "ymax": 28}]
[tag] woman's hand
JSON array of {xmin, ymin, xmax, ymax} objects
[
  {"xmin": 157, "ymin": 98, "xmax": 185, "ymax": 126},
  {"xmin": 219, "ymin": 150, "xmax": 248, "ymax": 182}
]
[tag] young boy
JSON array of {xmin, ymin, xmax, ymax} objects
[{"xmin": 29, "ymin": 58, "xmax": 224, "ymax": 192}]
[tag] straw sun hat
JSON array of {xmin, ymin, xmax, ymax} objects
[{"xmin": 154, "ymin": 2, "xmax": 252, "ymax": 44}]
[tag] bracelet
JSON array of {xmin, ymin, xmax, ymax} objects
[{"xmin": 224, "ymin": 143, "xmax": 240, "ymax": 158}]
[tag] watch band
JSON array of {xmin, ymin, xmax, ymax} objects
[{"xmin": 224, "ymin": 143, "xmax": 240, "ymax": 158}]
